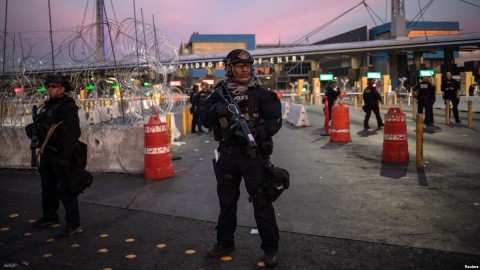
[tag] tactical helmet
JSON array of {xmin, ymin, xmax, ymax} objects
[
  {"xmin": 223, "ymin": 49, "xmax": 254, "ymax": 82},
  {"xmin": 223, "ymin": 49, "xmax": 254, "ymax": 65},
  {"xmin": 45, "ymin": 74, "xmax": 72, "ymax": 91}
]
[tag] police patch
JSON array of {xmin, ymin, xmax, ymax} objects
[{"xmin": 238, "ymin": 50, "xmax": 250, "ymax": 60}]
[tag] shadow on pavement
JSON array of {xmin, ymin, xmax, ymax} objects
[
  {"xmin": 380, "ymin": 162, "xmax": 408, "ymax": 179},
  {"xmin": 416, "ymin": 166, "xmax": 429, "ymax": 186}
]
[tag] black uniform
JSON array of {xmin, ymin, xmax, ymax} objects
[
  {"xmin": 190, "ymin": 86, "xmax": 200, "ymax": 133},
  {"xmin": 414, "ymin": 80, "xmax": 436, "ymax": 125},
  {"xmin": 200, "ymin": 81, "xmax": 282, "ymax": 253},
  {"xmin": 362, "ymin": 85, "xmax": 383, "ymax": 129},
  {"xmin": 324, "ymin": 85, "xmax": 340, "ymax": 122},
  {"xmin": 27, "ymin": 95, "xmax": 81, "ymax": 228},
  {"xmin": 192, "ymin": 89, "xmax": 209, "ymax": 133},
  {"xmin": 441, "ymin": 77, "xmax": 460, "ymax": 123}
]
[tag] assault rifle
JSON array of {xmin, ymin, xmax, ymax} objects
[
  {"xmin": 30, "ymin": 105, "xmax": 39, "ymax": 173},
  {"xmin": 219, "ymin": 83, "xmax": 257, "ymax": 149}
]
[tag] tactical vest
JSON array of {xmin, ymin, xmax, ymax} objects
[
  {"xmin": 213, "ymin": 87, "xmax": 262, "ymax": 143},
  {"xmin": 36, "ymin": 97, "xmax": 75, "ymax": 147}
]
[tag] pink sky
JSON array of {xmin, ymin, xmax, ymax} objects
[{"xmin": 1, "ymin": 0, "xmax": 479, "ymax": 47}]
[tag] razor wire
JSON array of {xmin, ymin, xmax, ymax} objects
[{"xmin": 0, "ymin": 18, "xmax": 184, "ymax": 129}]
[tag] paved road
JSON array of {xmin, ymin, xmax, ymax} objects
[{"xmin": 1, "ymin": 102, "xmax": 479, "ymax": 269}]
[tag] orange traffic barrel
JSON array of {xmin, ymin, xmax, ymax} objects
[
  {"xmin": 382, "ymin": 107, "xmax": 409, "ymax": 163},
  {"xmin": 144, "ymin": 114, "xmax": 175, "ymax": 180},
  {"xmin": 330, "ymin": 104, "xmax": 351, "ymax": 142}
]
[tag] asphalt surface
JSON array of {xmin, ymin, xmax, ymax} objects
[{"xmin": 1, "ymin": 101, "xmax": 480, "ymax": 269}]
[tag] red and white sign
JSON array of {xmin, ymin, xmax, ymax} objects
[
  {"xmin": 14, "ymin": 88, "xmax": 24, "ymax": 93},
  {"xmin": 169, "ymin": 81, "xmax": 182, "ymax": 86}
]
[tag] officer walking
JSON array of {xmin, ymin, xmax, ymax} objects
[
  {"xmin": 25, "ymin": 74, "xmax": 82, "ymax": 237},
  {"xmin": 441, "ymin": 72, "xmax": 461, "ymax": 123},
  {"xmin": 362, "ymin": 79, "xmax": 384, "ymax": 129},
  {"xmin": 414, "ymin": 76, "xmax": 436, "ymax": 126},
  {"xmin": 324, "ymin": 81, "xmax": 340, "ymax": 124},
  {"xmin": 200, "ymin": 49, "xmax": 282, "ymax": 267}
]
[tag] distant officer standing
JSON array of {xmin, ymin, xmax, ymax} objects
[
  {"xmin": 25, "ymin": 74, "xmax": 82, "ymax": 237},
  {"xmin": 190, "ymin": 85, "xmax": 202, "ymax": 133},
  {"xmin": 192, "ymin": 81, "xmax": 210, "ymax": 134},
  {"xmin": 414, "ymin": 76, "xmax": 436, "ymax": 126},
  {"xmin": 324, "ymin": 81, "xmax": 340, "ymax": 124},
  {"xmin": 441, "ymin": 72, "xmax": 461, "ymax": 123},
  {"xmin": 200, "ymin": 49, "xmax": 282, "ymax": 267},
  {"xmin": 362, "ymin": 79, "xmax": 384, "ymax": 129}
]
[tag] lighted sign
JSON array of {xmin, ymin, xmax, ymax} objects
[
  {"xmin": 13, "ymin": 88, "xmax": 24, "ymax": 93},
  {"xmin": 202, "ymin": 80, "xmax": 214, "ymax": 85},
  {"xmin": 86, "ymin": 85, "xmax": 94, "ymax": 91},
  {"xmin": 111, "ymin": 84, "xmax": 120, "ymax": 89},
  {"xmin": 37, "ymin": 87, "xmax": 46, "ymax": 92},
  {"xmin": 419, "ymin": 70, "xmax": 434, "ymax": 76},
  {"xmin": 367, "ymin": 72, "xmax": 381, "ymax": 79},
  {"xmin": 319, "ymin": 74, "xmax": 334, "ymax": 81},
  {"xmin": 144, "ymin": 82, "xmax": 152, "ymax": 87},
  {"xmin": 169, "ymin": 81, "xmax": 181, "ymax": 86}
]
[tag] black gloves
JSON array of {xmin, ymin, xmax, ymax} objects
[{"xmin": 215, "ymin": 103, "xmax": 229, "ymax": 118}]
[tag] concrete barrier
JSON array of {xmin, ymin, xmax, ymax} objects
[
  {"xmin": 286, "ymin": 103, "xmax": 311, "ymax": 127},
  {"xmin": 281, "ymin": 101, "xmax": 290, "ymax": 120},
  {"xmin": 433, "ymin": 95, "xmax": 480, "ymax": 112},
  {"xmin": 0, "ymin": 125, "xmax": 145, "ymax": 174}
]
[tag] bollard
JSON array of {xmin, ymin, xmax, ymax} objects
[
  {"xmin": 394, "ymin": 93, "xmax": 397, "ymax": 105},
  {"xmin": 412, "ymin": 99, "xmax": 417, "ymax": 120},
  {"xmin": 321, "ymin": 99, "xmax": 330, "ymax": 136},
  {"xmin": 378, "ymin": 102, "xmax": 382, "ymax": 114},
  {"xmin": 445, "ymin": 100, "xmax": 450, "ymax": 125},
  {"xmin": 468, "ymin": 100, "xmax": 473, "ymax": 128},
  {"xmin": 387, "ymin": 95, "xmax": 392, "ymax": 108},
  {"xmin": 399, "ymin": 97, "xmax": 403, "ymax": 110},
  {"xmin": 416, "ymin": 114, "xmax": 424, "ymax": 167},
  {"xmin": 354, "ymin": 95, "xmax": 358, "ymax": 111},
  {"xmin": 382, "ymin": 108, "xmax": 408, "ymax": 163},
  {"xmin": 330, "ymin": 104, "xmax": 351, "ymax": 142},
  {"xmin": 182, "ymin": 108, "xmax": 187, "ymax": 135},
  {"xmin": 166, "ymin": 114, "xmax": 172, "ymax": 144}
]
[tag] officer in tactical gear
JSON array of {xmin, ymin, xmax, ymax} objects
[
  {"xmin": 324, "ymin": 80, "xmax": 340, "ymax": 124},
  {"xmin": 192, "ymin": 82, "xmax": 210, "ymax": 134},
  {"xmin": 362, "ymin": 79, "xmax": 384, "ymax": 129},
  {"xmin": 441, "ymin": 72, "xmax": 461, "ymax": 123},
  {"xmin": 414, "ymin": 76, "xmax": 436, "ymax": 126},
  {"xmin": 25, "ymin": 74, "xmax": 82, "ymax": 237},
  {"xmin": 200, "ymin": 49, "xmax": 282, "ymax": 267}
]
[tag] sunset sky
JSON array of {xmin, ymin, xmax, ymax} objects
[{"xmin": 1, "ymin": 0, "xmax": 479, "ymax": 47}]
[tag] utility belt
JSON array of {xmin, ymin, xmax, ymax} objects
[{"xmin": 218, "ymin": 145, "xmax": 248, "ymax": 155}]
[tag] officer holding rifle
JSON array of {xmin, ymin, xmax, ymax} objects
[{"xmin": 200, "ymin": 49, "xmax": 282, "ymax": 267}]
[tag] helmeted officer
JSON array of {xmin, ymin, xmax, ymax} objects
[
  {"xmin": 362, "ymin": 79, "xmax": 384, "ymax": 129},
  {"xmin": 441, "ymin": 72, "xmax": 461, "ymax": 123},
  {"xmin": 200, "ymin": 49, "xmax": 282, "ymax": 267},
  {"xmin": 324, "ymin": 80, "xmax": 340, "ymax": 123},
  {"xmin": 25, "ymin": 74, "xmax": 82, "ymax": 237},
  {"xmin": 414, "ymin": 76, "xmax": 436, "ymax": 126}
]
